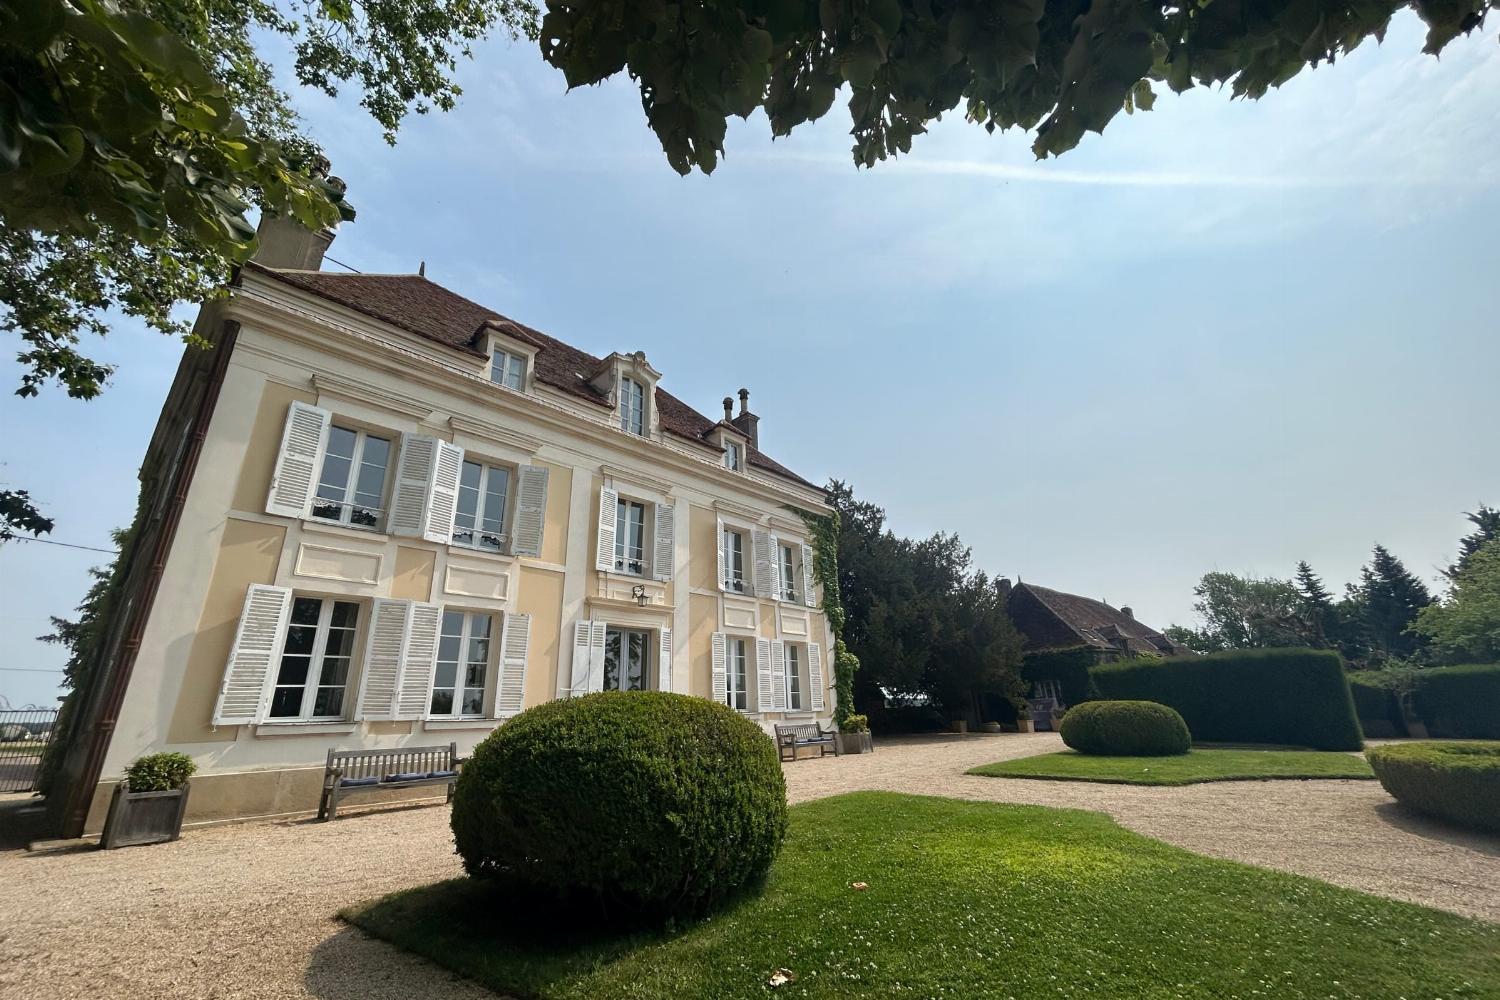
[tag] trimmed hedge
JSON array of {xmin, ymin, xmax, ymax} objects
[
  {"xmin": 1367, "ymin": 741, "xmax": 1500, "ymax": 833},
  {"xmin": 1412, "ymin": 664, "xmax": 1500, "ymax": 739},
  {"xmin": 1347, "ymin": 672, "xmax": 1407, "ymax": 738},
  {"xmin": 451, "ymin": 691, "xmax": 787, "ymax": 918},
  {"xmin": 1059, "ymin": 701, "xmax": 1191, "ymax": 756},
  {"xmin": 1091, "ymin": 649, "xmax": 1363, "ymax": 751}
]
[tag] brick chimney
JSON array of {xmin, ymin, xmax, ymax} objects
[{"xmin": 730, "ymin": 388, "xmax": 759, "ymax": 449}]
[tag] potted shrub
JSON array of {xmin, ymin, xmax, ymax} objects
[
  {"xmin": 101, "ymin": 752, "xmax": 195, "ymax": 849},
  {"xmin": 838, "ymin": 714, "xmax": 874, "ymax": 754}
]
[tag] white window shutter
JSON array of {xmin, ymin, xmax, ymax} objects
[
  {"xmin": 265, "ymin": 402, "xmax": 330, "ymax": 519},
  {"xmin": 711, "ymin": 632, "xmax": 728, "ymax": 705},
  {"xmin": 801, "ymin": 542, "xmax": 817, "ymax": 608},
  {"xmin": 495, "ymin": 612, "xmax": 531, "ymax": 716},
  {"xmin": 356, "ymin": 599, "xmax": 411, "ymax": 721},
  {"xmin": 388, "ymin": 434, "xmax": 437, "ymax": 538},
  {"xmin": 755, "ymin": 637, "xmax": 773, "ymax": 713},
  {"xmin": 512, "ymin": 464, "xmax": 550, "ymax": 557},
  {"xmin": 808, "ymin": 641, "xmax": 826, "ymax": 712},
  {"xmin": 595, "ymin": 486, "xmax": 619, "ymax": 572},
  {"xmin": 212, "ymin": 584, "xmax": 292, "ymax": 725},
  {"xmin": 752, "ymin": 529, "xmax": 775, "ymax": 598},
  {"xmin": 423, "ymin": 441, "xmax": 465, "ymax": 543},
  {"xmin": 395, "ymin": 602, "xmax": 442, "ymax": 719},
  {"xmin": 770, "ymin": 639, "xmax": 788, "ymax": 711},
  {"xmin": 658, "ymin": 627, "xmax": 673, "ymax": 691},
  {"xmin": 652, "ymin": 501, "xmax": 675, "ymax": 582},
  {"xmin": 570, "ymin": 620, "xmax": 594, "ymax": 695},
  {"xmin": 588, "ymin": 621, "xmax": 607, "ymax": 692},
  {"xmin": 715, "ymin": 517, "xmax": 727, "ymax": 592}
]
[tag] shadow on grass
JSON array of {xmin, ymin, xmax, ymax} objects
[
  {"xmin": 331, "ymin": 875, "xmax": 755, "ymax": 999},
  {"xmin": 1371, "ymin": 800, "xmax": 1500, "ymax": 857}
]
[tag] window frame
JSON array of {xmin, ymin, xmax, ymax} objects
[
  {"xmin": 268, "ymin": 596, "xmax": 362, "ymax": 722},
  {"xmin": 490, "ymin": 347, "xmax": 527, "ymax": 391},
  {"xmin": 430, "ymin": 609, "xmax": 495, "ymax": 720},
  {"xmin": 722, "ymin": 526, "xmax": 748, "ymax": 593},
  {"xmin": 602, "ymin": 625, "xmax": 653, "ymax": 692},
  {"xmin": 727, "ymin": 636, "xmax": 750, "ymax": 712},
  {"xmin": 452, "ymin": 457, "xmax": 514, "ymax": 554},
  {"xmin": 619, "ymin": 376, "xmax": 646, "ymax": 436},
  {"xmin": 778, "ymin": 542, "xmax": 800, "ymax": 603},
  {"xmin": 612, "ymin": 497, "xmax": 649, "ymax": 576},
  {"xmin": 785, "ymin": 642, "xmax": 803, "ymax": 712},
  {"xmin": 311, "ymin": 424, "xmax": 393, "ymax": 530},
  {"xmin": 724, "ymin": 440, "xmax": 743, "ymax": 472}
]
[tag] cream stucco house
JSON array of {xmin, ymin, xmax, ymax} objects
[{"xmin": 46, "ymin": 219, "xmax": 835, "ymax": 836}]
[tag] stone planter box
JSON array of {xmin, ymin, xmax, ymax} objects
[
  {"xmin": 1016, "ymin": 719, "xmax": 1036, "ymax": 734},
  {"xmin": 980, "ymin": 722, "xmax": 1003, "ymax": 734},
  {"xmin": 838, "ymin": 732, "xmax": 874, "ymax": 754},
  {"xmin": 100, "ymin": 783, "xmax": 191, "ymax": 849},
  {"xmin": 950, "ymin": 720, "xmax": 969, "ymax": 734}
]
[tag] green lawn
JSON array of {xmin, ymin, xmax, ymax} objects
[
  {"xmin": 343, "ymin": 792, "xmax": 1497, "ymax": 999},
  {"xmin": 969, "ymin": 748, "xmax": 1376, "ymax": 785}
]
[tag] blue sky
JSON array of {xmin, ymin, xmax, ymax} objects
[{"xmin": 2, "ymin": 14, "xmax": 1498, "ymax": 706}]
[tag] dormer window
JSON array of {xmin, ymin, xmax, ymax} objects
[
  {"xmin": 724, "ymin": 440, "xmax": 742, "ymax": 472},
  {"xmin": 620, "ymin": 376, "xmax": 646, "ymax": 436},
  {"xmin": 491, "ymin": 348, "xmax": 526, "ymax": 391}
]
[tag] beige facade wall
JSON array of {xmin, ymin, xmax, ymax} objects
[{"xmin": 96, "ymin": 271, "xmax": 836, "ymax": 826}]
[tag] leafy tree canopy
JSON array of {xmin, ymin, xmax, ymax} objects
[
  {"xmin": 1, "ymin": 0, "xmax": 539, "ymax": 536},
  {"xmin": 1414, "ymin": 537, "xmax": 1500, "ymax": 663},
  {"xmin": 539, "ymin": 0, "xmax": 1496, "ymax": 174},
  {"xmin": 1165, "ymin": 571, "xmax": 1306, "ymax": 653}
]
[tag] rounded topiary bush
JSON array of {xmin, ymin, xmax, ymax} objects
[
  {"xmin": 1059, "ymin": 700, "xmax": 1192, "ymax": 756},
  {"xmin": 452, "ymin": 691, "xmax": 787, "ymax": 917},
  {"xmin": 1367, "ymin": 741, "xmax": 1500, "ymax": 833}
]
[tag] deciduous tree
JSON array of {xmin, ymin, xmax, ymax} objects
[{"xmin": 1414, "ymin": 538, "xmax": 1500, "ymax": 663}]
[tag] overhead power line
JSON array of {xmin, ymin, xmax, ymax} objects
[{"xmin": 4, "ymin": 537, "xmax": 119, "ymax": 555}]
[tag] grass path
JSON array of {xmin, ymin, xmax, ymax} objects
[
  {"xmin": 345, "ymin": 791, "xmax": 1499, "ymax": 999},
  {"xmin": 969, "ymin": 747, "xmax": 1375, "ymax": 785}
]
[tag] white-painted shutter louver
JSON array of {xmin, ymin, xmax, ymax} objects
[
  {"xmin": 495, "ymin": 612, "xmax": 531, "ymax": 716},
  {"xmin": 755, "ymin": 637, "xmax": 773, "ymax": 714},
  {"xmin": 212, "ymin": 584, "xmax": 293, "ymax": 726},
  {"xmin": 658, "ymin": 627, "xmax": 673, "ymax": 692},
  {"xmin": 715, "ymin": 517, "xmax": 727, "ymax": 592},
  {"xmin": 512, "ymin": 464, "xmax": 550, "ymax": 556},
  {"xmin": 595, "ymin": 486, "xmax": 619, "ymax": 572},
  {"xmin": 357, "ymin": 599, "xmax": 411, "ymax": 720},
  {"xmin": 752, "ymin": 529, "xmax": 775, "ymax": 598},
  {"xmin": 711, "ymin": 632, "xmax": 728, "ymax": 705},
  {"xmin": 770, "ymin": 640, "xmax": 788, "ymax": 711},
  {"xmin": 588, "ymin": 621, "xmax": 608, "ymax": 692},
  {"xmin": 571, "ymin": 620, "xmax": 594, "ymax": 695},
  {"xmin": 652, "ymin": 501, "xmax": 675, "ymax": 582},
  {"xmin": 265, "ymin": 402, "xmax": 330, "ymax": 519},
  {"xmin": 808, "ymin": 641, "xmax": 826, "ymax": 712},
  {"xmin": 801, "ymin": 542, "xmax": 817, "ymax": 608},
  {"xmin": 388, "ymin": 434, "xmax": 437, "ymax": 538},
  {"xmin": 395, "ymin": 602, "xmax": 442, "ymax": 719},
  {"xmin": 423, "ymin": 441, "xmax": 465, "ymax": 543}
]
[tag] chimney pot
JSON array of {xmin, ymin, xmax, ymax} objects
[
  {"xmin": 737, "ymin": 388, "xmax": 749, "ymax": 415},
  {"xmin": 1121, "ymin": 606, "xmax": 1134, "ymax": 620},
  {"xmin": 723, "ymin": 396, "xmax": 734, "ymax": 422}
]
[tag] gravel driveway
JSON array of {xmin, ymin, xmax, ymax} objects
[{"xmin": 2, "ymin": 733, "xmax": 1496, "ymax": 1000}]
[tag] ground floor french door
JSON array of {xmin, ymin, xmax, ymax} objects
[{"xmin": 603, "ymin": 626, "xmax": 652, "ymax": 692}]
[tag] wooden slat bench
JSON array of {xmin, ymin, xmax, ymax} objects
[
  {"xmin": 774, "ymin": 723, "xmax": 840, "ymax": 762},
  {"xmin": 318, "ymin": 743, "xmax": 461, "ymax": 821}
]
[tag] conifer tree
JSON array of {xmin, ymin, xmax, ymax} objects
[
  {"xmin": 1444, "ymin": 506, "xmax": 1500, "ymax": 581},
  {"xmin": 1293, "ymin": 560, "xmax": 1336, "ymax": 648},
  {"xmin": 1349, "ymin": 545, "xmax": 1434, "ymax": 662}
]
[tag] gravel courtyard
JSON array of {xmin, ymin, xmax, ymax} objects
[{"xmin": 2, "ymin": 733, "xmax": 1496, "ymax": 1000}]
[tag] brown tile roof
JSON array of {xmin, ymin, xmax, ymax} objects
[
  {"xmin": 244, "ymin": 263, "xmax": 820, "ymax": 491},
  {"xmin": 1008, "ymin": 582, "xmax": 1191, "ymax": 656}
]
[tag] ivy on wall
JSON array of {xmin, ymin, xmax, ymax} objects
[{"xmin": 794, "ymin": 505, "xmax": 859, "ymax": 727}]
